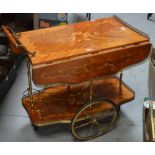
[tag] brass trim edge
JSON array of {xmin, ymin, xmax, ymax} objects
[{"xmin": 114, "ymin": 15, "xmax": 150, "ymax": 39}]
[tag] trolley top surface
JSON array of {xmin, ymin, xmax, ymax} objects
[{"xmin": 17, "ymin": 16, "xmax": 149, "ymax": 65}]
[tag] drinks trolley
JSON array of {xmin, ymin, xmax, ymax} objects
[{"xmin": 2, "ymin": 15, "xmax": 151, "ymax": 140}]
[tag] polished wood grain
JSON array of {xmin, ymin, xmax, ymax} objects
[
  {"xmin": 32, "ymin": 42, "xmax": 151, "ymax": 84},
  {"xmin": 18, "ymin": 17, "xmax": 150, "ymax": 65},
  {"xmin": 17, "ymin": 16, "xmax": 151, "ymax": 85},
  {"xmin": 2, "ymin": 16, "xmax": 151, "ymax": 85},
  {"xmin": 22, "ymin": 77, "xmax": 134, "ymax": 126}
]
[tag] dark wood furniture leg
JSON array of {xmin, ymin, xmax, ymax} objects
[
  {"xmin": 147, "ymin": 13, "xmax": 153, "ymax": 20},
  {"xmin": 86, "ymin": 13, "xmax": 91, "ymax": 21}
]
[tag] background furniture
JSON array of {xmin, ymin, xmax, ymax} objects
[
  {"xmin": 0, "ymin": 13, "xmax": 33, "ymax": 102},
  {"xmin": 0, "ymin": 34, "xmax": 16, "ymax": 102}
]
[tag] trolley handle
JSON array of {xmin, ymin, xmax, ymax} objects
[
  {"xmin": 1, "ymin": 25, "xmax": 35, "ymax": 56},
  {"xmin": 1, "ymin": 25, "xmax": 23, "ymax": 48}
]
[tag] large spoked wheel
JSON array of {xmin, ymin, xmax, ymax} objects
[{"xmin": 71, "ymin": 99, "xmax": 118, "ymax": 140}]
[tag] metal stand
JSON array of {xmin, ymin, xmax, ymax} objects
[
  {"xmin": 89, "ymin": 80, "xmax": 93, "ymax": 102},
  {"xmin": 27, "ymin": 57, "xmax": 34, "ymax": 110},
  {"xmin": 86, "ymin": 13, "xmax": 91, "ymax": 21},
  {"xmin": 119, "ymin": 70, "xmax": 123, "ymax": 90}
]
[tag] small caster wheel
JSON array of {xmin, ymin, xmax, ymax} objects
[{"xmin": 33, "ymin": 125, "xmax": 39, "ymax": 131}]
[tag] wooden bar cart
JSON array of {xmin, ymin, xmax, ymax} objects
[{"xmin": 2, "ymin": 15, "xmax": 151, "ymax": 140}]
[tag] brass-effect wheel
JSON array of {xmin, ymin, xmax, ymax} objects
[{"xmin": 71, "ymin": 99, "xmax": 118, "ymax": 140}]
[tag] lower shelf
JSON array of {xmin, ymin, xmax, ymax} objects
[{"xmin": 22, "ymin": 77, "xmax": 135, "ymax": 126}]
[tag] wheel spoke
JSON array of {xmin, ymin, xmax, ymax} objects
[
  {"xmin": 86, "ymin": 121, "xmax": 95, "ymax": 136},
  {"xmin": 72, "ymin": 99, "xmax": 117, "ymax": 140},
  {"xmin": 95, "ymin": 120, "xmax": 102, "ymax": 127},
  {"xmin": 75, "ymin": 114, "xmax": 94, "ymax": 123},
  {"xmin": 74, "ymin": 120, "xmax": 94, "ymax": 130}
]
